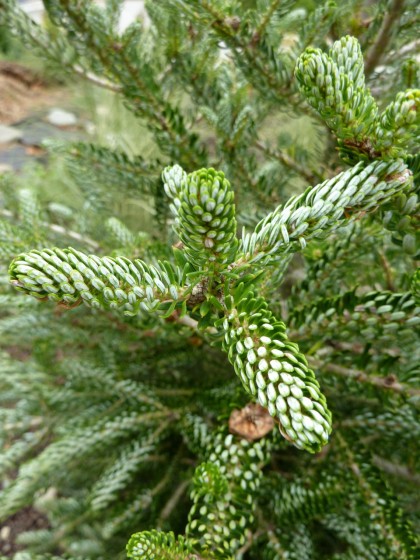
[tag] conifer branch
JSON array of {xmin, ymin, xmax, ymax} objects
[
  {"xmin": 337, "ymin": 436, "xmax": 420, "ymax": 559},
  {"xmin": 0, "ymin": 208, "xmax": 100, "ymax": 251},
  {"xmin": 164, "ymin": 166, "xmax": 239, "ymax": 270},
  {"xmin": 127, "ymin": 530, "xmax": 195, "ymax": 560},
  {"xmin": 253, "ymin": 0, "xmax": 282, "ymax": 41},
  {"xmin": 47, "ymin": 141, "xmax": 161, "ymax": 197},
  {"xmin": 0, "ymin": 0, "xmax": 75, "ymax": 67},
  {"xmin": 289, "ymin": 288, "xmax": 418, "ymax": 334},
  {"xmin": 222, "ymin": 291, "xmax": 332, "ymax": 452},
  {"xmin": 173, "ymin": 0, "xmax": 290, "ymax": 99},
  {"xmin": 1, "ymin": 14, "xmax": 419, "ymax": 558},
  {"xmin": 186, "ymin": 430, "xmax": 272, "ymax": 557},
  {"xmin": 9, "ymin": 248, "xmax": 188, "ymax": 315},
  {"xmin": 47, "ymin": 0, "xmax": 203, "ymax": 169},
  {"xmin": 270, "ymin": 471, "xmax": 346, "ymax": 525},
  {"xmin": 240, "ymin": 160, "xmax": 412, "ymax": 266},
  {"xmin": 295, "ymin": 35, "xmax": 419, "ymax": 162}
]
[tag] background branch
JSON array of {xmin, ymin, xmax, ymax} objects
[{"xmin": 365, "ymin": 0, "xmax": 405, "ymax": 77}]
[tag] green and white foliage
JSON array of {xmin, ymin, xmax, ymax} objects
[
  {"xmin": 127, "ymin": 530, "xmax": 194, "ymax": 560},
  {"xmin": 9, "ymin": 247, "xmax": 187, "ymax": 316},
  {"xmin": 289, "ymin": 289, "xmax": 419, "ymax": 337},
  {"xmin": 128, "ymin": 428, "xmax": 273, "ymax": 559},
  {"xmin": 240, "ymin": 158, "xmax": 413, "ymax": 266},
  {"xmin": 163, "ymin": 166, "xmax": 238, "ymax": 269},
  {"xmin": 295, "ymin": 35, "xmax": 419, "ymax": 162},
  {"xmin": 0, "ymin": 1, "xmax": 419, "ymax": 559},
  {"xmin": 222, "ymin": 291, "xmax": 331, "ymax": 452},
  {"xmin": 186, "ymin": 431, "xmax": 272, "ymax": 557},
  {"xmin": 263, "ymin": 523, "xmax": 314, "ymax": 560},
  {"xmin": 295, "ymin": 36, "xmax": 378, "ymax": 146}
]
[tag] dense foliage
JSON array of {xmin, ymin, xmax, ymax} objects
[{"xmin": 0, "ymin": 1, "xmax": 419, "ymax": 559}]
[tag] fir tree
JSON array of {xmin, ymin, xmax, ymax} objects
[{"xmin": 0, "ymin": 1, "xmax": 419, "ymax": 559}]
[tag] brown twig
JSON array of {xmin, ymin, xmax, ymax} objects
[
  {"xmin": 255, "ymin": 140, "xmax": 323, "ymax": 184},
  {"xmin": 73, "ymin": 65, "xmax": 122, "ymax": 92},
  {"xmin": 157, "ymin": 479, "xmax": 190, "ymax": 527},
  {"xmin": 310, "ymin": 358, "xmax": 420, "ymax": 397},
  {"xmin": 373, "ymin": 455, "xmax": 420, "ymax": 485},
  {"xmin": 364, "ymin": 0, "xmax": 406, "ymax": 78},
  {"xmin": 378, "ymin": 250, "xmax": 395, "ymax": 291}
]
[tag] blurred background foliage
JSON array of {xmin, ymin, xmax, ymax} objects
[{"xmin": 0, "ymin": 0, "xmax": 418, "ymax": 559}]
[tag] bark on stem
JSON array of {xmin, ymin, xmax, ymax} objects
[
  {"xmin": 310, "ymin": 358, "xmax": 420, "ymax": 397},
  {"xmin": 364, "ymin": 0, "xmax": 405, "ymax": 78}
]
